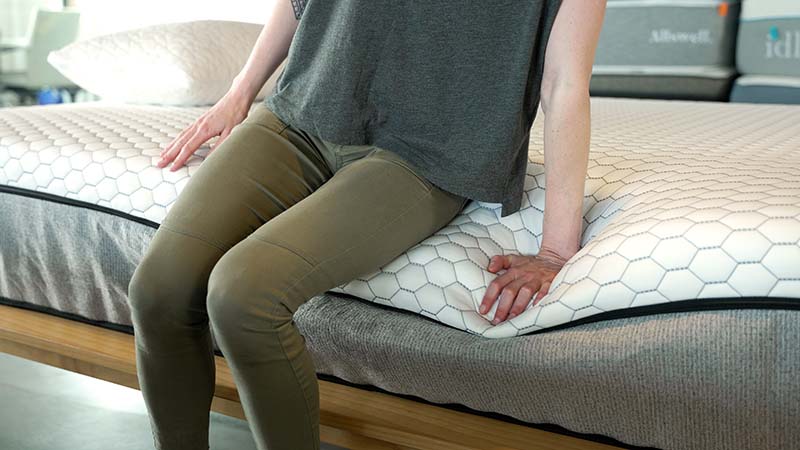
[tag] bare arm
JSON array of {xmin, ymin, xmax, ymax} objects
[
  {"xmin": 230, "ymin": 0, "xmax": 302, "ymax": 105},
  {"xmin": 538, "ymin": 0, "xmax": 606, "ymax": 261},
  {"xmin": 479, "ymin": 0, "xmax": 606, "ymax": 322},
  {"xmin": 158, "ymin": 0, "xmax": 301, "ymax": 170}
]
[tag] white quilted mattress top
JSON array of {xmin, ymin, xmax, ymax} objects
[{"xmin": 1, "ymin": 97, "xmax": 799, "ymax": 338}]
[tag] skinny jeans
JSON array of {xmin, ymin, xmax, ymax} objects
[{"xmin": 126, "ymin": 102, "xmax": 467, "ymax": 450}]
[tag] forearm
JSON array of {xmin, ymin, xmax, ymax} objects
[
  {"xmin": 230, "ymin": 0, "xmax": 300, "ymax": 104},
  {"xmin": 539, "ymin": 83, "xmax": 591, "ymax": 260}
]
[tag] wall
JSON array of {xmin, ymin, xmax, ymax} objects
[
  {"xmin": 0, "ymin": 0, "xmax": 61, "ymax": 71},
  {"xmin": 69, "ymin": 0, "xmax": 271, "ymax": 39}
]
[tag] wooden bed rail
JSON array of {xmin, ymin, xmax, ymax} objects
[{"xmin": 0, "ymin": 304, "xmax": 619, "ymax": 450}]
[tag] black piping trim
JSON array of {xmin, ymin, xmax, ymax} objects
[
  {"xmin": 333, "ymin": 291, "xmax": 800, "ymax": 335},
  {"xmin": 2, "ymin": 184, "xmax": 798, "ymax": 335},
  {"xmin": 0, "ymin": 184, "xmax": 160, "ymax": 229},
  {"xmin": 524, "ymin": 296, "xmax": 800, "ymax": 335}
]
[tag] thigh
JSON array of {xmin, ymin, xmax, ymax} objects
[
  {"xmin": 157, "ymin": 102, "xmax": 334, "ymax": 253},
  {"xmin": 242, "ymin": 146, "xmax": 469, "ymax": 313}
]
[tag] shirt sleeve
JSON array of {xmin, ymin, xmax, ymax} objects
[{"xmin": 290, "ymin": 0, "xmax": 307, "ymax": 20}]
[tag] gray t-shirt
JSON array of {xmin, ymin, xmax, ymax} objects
[{"xmin": 266, "ymin": 0, "xmax": 563, "ymax": 217}]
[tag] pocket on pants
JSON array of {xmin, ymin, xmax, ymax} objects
[
  {"xmin": 249, "ymin": 103, "xmax": 290, "ymax": 135},
  {"xmin": 367, "ymin": 148, "xmax": 435, "ymax": 193},
  {"xmin": 336, "ymin": 144, "xmax": 377, "ymax": 170}
]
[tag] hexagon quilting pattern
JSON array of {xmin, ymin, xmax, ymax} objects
[{"xmin": 1, "ymin": 98, "xmax": 798, "ymax": 338}]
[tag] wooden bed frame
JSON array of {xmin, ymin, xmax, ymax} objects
[{"xmin": 0, "ymin": 304, "xmax": 620, "ymax": 450}]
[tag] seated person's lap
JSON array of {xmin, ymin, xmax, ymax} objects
[{"xmin": 156, "ymin": 102, "xmax": 467, "ymax": 304}]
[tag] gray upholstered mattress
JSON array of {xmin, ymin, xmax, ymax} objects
[
  {"xmin": 731, "ymin": 75, "xmax": 800, "ymax": 104},
  {"xmin": 1, "ymin": 187, "xmax": 798, "ymax": 450},
  {"xmin": 736, "ymin": 1, "xmax": 800, "ymax": 77},
  {"xmin": 591, "ymin": 0, "xmax": 740, "ymax": 101}
]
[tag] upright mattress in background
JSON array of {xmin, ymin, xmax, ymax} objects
[
  {"xmin": 733, "ymin": 0, "xmax": 800, "ymax": 104},
  {"xmin": 736, "ymin": 0, "xmax": 800, "ymax": 76},
  {"xmin": 730, "ymin": 75, "xmax": 800, "ymax": 103},
  {"xmin": 591, "ymin": 0, "xmax": 740, "ymax": 101}
]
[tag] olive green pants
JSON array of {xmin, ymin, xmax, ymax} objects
[{"xmin": 126, "ymin": 102, "xmax": 467, "ymax": 450}]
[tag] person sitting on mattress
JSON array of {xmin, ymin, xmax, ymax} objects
[{"xmin": 126, "ymin": 0, "xmax": 606, "ymax": 449}]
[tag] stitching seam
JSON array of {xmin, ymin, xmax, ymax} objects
[
  {"xmin": 275, "ymin": 320, "xmax": 317, "ymax": 445},
  {"xmin": 157, "ymin": 222, "xmax": 227, "ymax": 253},
  {"xmin": 359, "ymin": 156, "xmax": 433, "ymax": 193},
  {"xmin": 277, "ymin": 182, "xmax": 433, "ymax": 309},
  {"xmin": 251, "ymin": 236, "xmax": 318, "ymax": 267}
]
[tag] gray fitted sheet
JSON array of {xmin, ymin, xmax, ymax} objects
[{"xmin": 1, "ymin": 188, "xmax": 798, "ymax": 450}]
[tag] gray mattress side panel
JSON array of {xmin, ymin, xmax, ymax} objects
[
  {"xmin": 0, "ymin": 190, "xmax": 154, "ymax": 328},
  {"xmin": 596, "ymin": 4, "xmax": 740, "ymax": 67},
  {"xmin": 297, "ymin": 295, "xmax": 800, "ymax": 450},
  {"xmin": 589, "ymin": 73, "xmax": 735, "ymax": 100},
  {"xmin": 737, "ymin": 18, "xmax": 800, "ymax": 76},
  {"xmin": 4, "ymin": 190, "xmax": 799, "ymax": 450},
  {"xmin": 0, "ymin": 189, "xmax": 231, "ymax": 352},
  {"xmin": 730, "ymin": 79, "xmax": 800, "ymax": 104}
]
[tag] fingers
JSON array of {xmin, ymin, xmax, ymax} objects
[
  {"xmin": 209, "ymin": 127, "xmax": 232, "ymax": 155},
  {"xmin": 157, "ymin": 112, "xmax": 222, "ymax": 170},
  {"xmin": 508, "ymin": 281, "xmax": 541, "ymax": 319},
  {"xmin": 487, "ymin": 254, "xmax": 509, "ymax": 273},
  {"xmin": 169, "ymin": 128, "xmax": 208, "ymax": 171},
  {"xmin": 479, "ymin": 267, "xmax": 516, "ymax": 315},
  {"xmin": 532, "ymin": 280, "xmax": 552, "ymax": 306},
  {"xmin": 481, "ymin": 252, "xmax": 560, "ymax": 325},
  {"xmin": 157, "ymin": 125, "xmax": 193, "ymax": 169},
  {"xmin": 161, "ymin": 122, "xmax": 195, "ymax": 158},
  {"xmin": 492, "ymin": 278, "xmax": 528, "ymax": 324},
  {"xmin": 159, "ymin": 124, "xmax": 211, "ymax": 171}
]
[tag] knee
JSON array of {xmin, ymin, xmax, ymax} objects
[
  {"xmin": 127, "ymin": 251, "xmax": 202, "ymax": 330},
  {"xmin": 206, "ymin": 244, "xmax": 292, "ymax": 338},
  {"xmin": 127, "ymin": 255, "xmax": 165, "ymax": 320}
]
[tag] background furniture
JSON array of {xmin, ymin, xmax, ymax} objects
[
  {"xmin": 730, "ymin": 0, "xmax": 800, "ymax": 103},
  {"xmin": 0, "ymin": 6, "xmax": 81, "ymax": 103}
]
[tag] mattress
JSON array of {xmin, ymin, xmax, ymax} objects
[
  {"xmin": 2, "ymin": 98, "xmax": 800, "ymax": 340},
  {"xmin": 589, "ymin": 66, "xmax": 735, "ymax": 101},
  {"xmin": 2, "ymin": 97, "xmax": 799, "ymax": 450},
  {"xmin": 730, "ymin": 74, "xmax": 800, "ymax": 103},
  {"xmin": 736, "ymin": 0, "xmax": 800, "ymax": 77},
  {"xmin": 590, "ymin": 0, "xmax": 740, "ymax": 100},
  {"xmin": 2, "ymin": 193, "xmax": 799, "ymax": 450}
]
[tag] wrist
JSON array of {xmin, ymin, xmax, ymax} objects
[
  {"xmin": 230, "ymin": 72, "xmax": 261, "ymax": 105},
  {"xmin": 536, "ymin": 245, "xmax": 573, "ymax": 266}
]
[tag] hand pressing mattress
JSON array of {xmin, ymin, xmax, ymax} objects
[{"xmin": 1, "ymin": 97, "xmax": 798, "ymax": 338}]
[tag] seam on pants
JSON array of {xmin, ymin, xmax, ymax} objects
[
  {"xmin": 273, "ymin": 183, "xmax": 433, "ymax": 314},
  {"xmin": 157, "ymin": 222, "xmax": 228, "ymax": 253},
  {"xmin": 275, "ymin": 315, "xmax": 317, "ymax": 446},
  {"xmin": 357, "ymin": 154, "xmax": 433, "ymax": 193},
  {"xmin": 264, "ymin": 172, "xmax": 434, "ymax": 441},
  {"xmin": 251, "ymin": 236, "xmax": 318, "ymax": 268}
]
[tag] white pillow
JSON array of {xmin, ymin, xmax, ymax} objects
[{"xmin": 47, "ymin": 20, "xmax": 285, "ymax": 106}]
